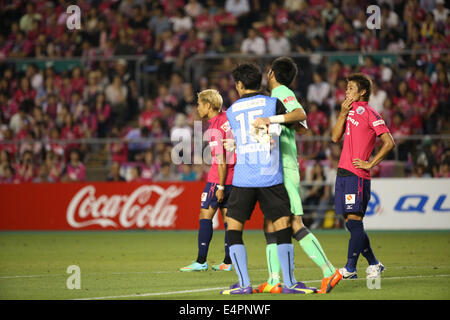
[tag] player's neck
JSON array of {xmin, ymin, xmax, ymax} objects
[
  {"xmin": 208, "ymin": 110, "xmax": 220, "ymax": 119},
  {"xmin": 270, "ymin": 82, "xmax": 282, "ymax": 90},
  {"xmin": 240, "ymin": 89, "xmax": 259, "ymax": 96}
]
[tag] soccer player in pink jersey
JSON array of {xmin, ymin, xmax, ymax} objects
[
  {"xmin": 331, "ymin": 74, "xmax": 395, "ymax": 280},
  {"xmin": 180, "ymin": 89, "xmax": 235, "ymax": 272}
]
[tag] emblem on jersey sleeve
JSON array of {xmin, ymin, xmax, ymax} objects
[
  {"xmin": 201, "ymin": 192, "xmax": 207, "ymax": 202},
  {"xmin": 221, "ymin": 121, "xmax": 231, "ymax": 132},
  {"xmin": 372, "ymin": 119, "xmax": 385, "ymax": 127},
  {"xmin": 356, "ymin": 106, "xmax": 365, "ymax": 115},
  {"xmin": 345, "ymin": 194, "xmax": 356, "ymax": 204}
]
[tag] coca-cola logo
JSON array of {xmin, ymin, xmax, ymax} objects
[{"xmin": 66, "ymin": 185, "xmax": 184, "ymax": 229}]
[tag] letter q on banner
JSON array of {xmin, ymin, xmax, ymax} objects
[{"xmin": 66, "ymin": 5, "xmax": 81, "ymax": 30}]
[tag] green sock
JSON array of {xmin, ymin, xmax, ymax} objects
[
  {"xmin": 298, "ymin": 233, "xmax": 335, "ymax": 278},
  {"xmin": 266, "ymin": 243, "xmax": 281, "ymax": 285}
]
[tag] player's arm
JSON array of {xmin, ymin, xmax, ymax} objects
[
  {"xmin": 215, "ymin": 149, "xmax": 227, "ymax": 203},
  {"xmin": 253, "ymin": 100, "xmax": 306, "ymax": 128},
  {"xmin": 274, "ymin": 107, "xmax": 307, "ymax": 123},
  {"xmin": 352, "ymin": 132, "xmax": 396, "ymax": 170},
  {"xmin": 331, "ymin": 97, "xmax": 354, "ymax": 143},
  {"xmin": 293, "ymin": 122, "xmax": 308, "ymax": 135}
]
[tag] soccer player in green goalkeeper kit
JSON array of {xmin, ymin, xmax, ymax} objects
[{"xmin": 252, "ymin": 57, "xmax": 342, "ymax": 294}]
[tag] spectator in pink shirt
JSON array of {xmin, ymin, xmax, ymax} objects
[
  {"xmin": 44, "ymin": 150, "xmax": 64, "ymax": 183},
  {"xmin": 139, "ymin": 98, "xmax": 161, "ymax": 130},
  {"xmin": 71, "ymin": 67, "xmax": 86, "ymax": 94},
  {"xmin": 195, "ymin": 6, "xmax": 216, "ymax": 40},
  {"xmin": 140, "ymin": 149, "xmax": 156, "ymax": 182},
  {"xmin": 62, "ymin": 149, "xmax": 86, "ymax": 182},
  {"xmin": 177, "ymin": 29, "xmax": 206, "ymax": 69},
  {"xmin": 328, "ymin": 13, "xmax": 346, "ymax": 49},
  {"xmin": 154, "ymin": 83, "xmax": 178, "ymax": 112},
  {"xmin": 127, "ymin": 165, "xmax": 145, "ymax": 182},
  {"xmin": 307, "ymin": 102, "xmax": 329, "ymax": 136},
  {"xmin": 390, "ymin": 112, "xmax": 411, "ymax": 161},
  {"xmin": 108, "ymin": 125, "xmax": 128, "ymax": 164},
  {"xmin": 15, "ymin": 150, "xmax": 37, "ymax": 183},
  {"xmin": 13, "ymin": 77, "xmax": 36, "ymax": 105},
  {"xmin": 60, "ymin": 113, "xmax": 82, "ymax": 156}
]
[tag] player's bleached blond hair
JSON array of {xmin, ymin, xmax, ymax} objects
[{"xmin": 197, "ymin": 89, "xmax": 223, "ymax": 111}]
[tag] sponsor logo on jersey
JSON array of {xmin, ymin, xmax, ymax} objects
[
  {"xmin": 283, "ymin": 96, "xmax": 295, "ymax": 104},
  {"xmin": 345, "ymin": 194, "xmax": 356, "ymax": 204},
  {"xmin": 356, "ymin": 106, "xmax": 365, "ymax": 115},
  {"xmin": 347, "ymin": 116, "xmax": 360, "ymax": 127},
  {"xmin": 221, "ymin": 121, "xmax": 231, "ymax": 132},
  {"xmin": 372, "ymin": 119, "xmax": 385, "ymax": 127}
]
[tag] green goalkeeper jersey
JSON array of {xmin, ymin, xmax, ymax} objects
[{"xmin": 271, "ymin": 85, "xmax": 307, "ymax": 170}]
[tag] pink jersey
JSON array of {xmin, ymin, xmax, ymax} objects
[
  {"xmin": 66, "ymin": 162, "xmax": 86, "ymax": 181},
  {"xmin": 205, "ymin": 111, "xmax": 235, "ymax": 184},
  {"xmin": 338, "ymin": 101, "xmax": 390, "ymax": 179}
]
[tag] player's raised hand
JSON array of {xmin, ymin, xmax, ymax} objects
[{"xmin": 341, "ymin": 97, "xmax": 355, "ymax": 115}]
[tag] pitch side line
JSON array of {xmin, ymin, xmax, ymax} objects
[
  {"xmin": 74, "ymin": 286, "xmax": 228, "ymax": 300},
  {"xmin": 1, "ymin": 266, "xmax": 449, "ymax": 279},
  {"xmin": 73, "ymin": 274, "xmax": 450, "ymax": 300}
]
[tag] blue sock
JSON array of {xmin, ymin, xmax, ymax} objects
[
  {"xmin": 229, "ymin": 244, "xmax": 251, "ymax": 287},
  {"xmin": 345, "ymin": 220, "xmax": 365, "ymax": 272},
  {"xmin": 223, "ymin": 222, "xmax": 231, "ymax": 264},
  {"xmin": 196, "ymin": 219, "xmax": 213, "ymax": 264},
  {"xmin": 361, "ymin": 232, "xmax": 379, "ymax": 265},
  {"xmin": 277, "ymin": 243, "xmax": 297, "ymax": 287}
]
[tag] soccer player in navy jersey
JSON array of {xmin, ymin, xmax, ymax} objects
[{"xmin": 331, "ymin": 74, "xmax": 395, "ymax": 280}]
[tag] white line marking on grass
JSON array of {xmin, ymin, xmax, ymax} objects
[
  {"xmin": 73, "ymin": 286, "xmax": 228, "ymax": 300},
  {"xmin": 1, "ymin": 266, "xmax": 449, "ymax": 279},
  {"xmin": 0, "ymin": 274, "xmax": 64, "ymax": 279},
  {"xmin": 73, "ymin": 274, "xmax": 450, "ymax": 300}
]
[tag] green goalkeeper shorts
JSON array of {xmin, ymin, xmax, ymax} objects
[{"xmin": 283, "ymin": 167, "xmax": 304, "ymax": 216}]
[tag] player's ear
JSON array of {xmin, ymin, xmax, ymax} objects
[{"xmin": 359, "ymin": 89, "xmax": 366, "ymax": 99}]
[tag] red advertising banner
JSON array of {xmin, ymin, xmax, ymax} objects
[{"xmin": 0, "ymin": 182, "xmax": 264, "ymax": 230}]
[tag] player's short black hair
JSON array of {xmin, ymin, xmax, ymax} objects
[
  {"xmin": 346, "ymin": 73, "xmax": 372, "ymax": 101},
  {"xmin": 270, "ymin": 57, "xmax": 298, "ymax": 86},
  {"xmin": 231, "ymin": 62, "xmax": 262, "ymax": 91}
]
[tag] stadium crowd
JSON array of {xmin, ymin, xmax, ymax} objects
[{"xmin": 0, "ymin": 0, "xmax": 449, "ymax": 187}]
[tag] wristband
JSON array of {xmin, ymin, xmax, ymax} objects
[
  {"xmin": 268, "ymin": 123, "xmax": 282, "ymax": 136},
  {"xmin": 217, "ymin": 185, "xmax": 225, "ymax": 191},
  {"xmin": 268, "ymin": 115, "xmax": 285, "ymax": 123}
]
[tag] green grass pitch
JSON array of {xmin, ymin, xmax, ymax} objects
[{"xmin": 0, "ymin": 230, "xmax": 449, "ymax": 300}]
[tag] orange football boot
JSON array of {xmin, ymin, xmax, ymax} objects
[
  {"xmin": 253, "ymin": 282, "xmax": 282, "ymax": 294},
  {"xmin": 317, "ymin": 269, "xmax": 343, "ymax": 294}
]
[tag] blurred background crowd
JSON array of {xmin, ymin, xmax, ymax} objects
[{"xmin": 0, "ymin": 0, "xmax": 449, "ymax": 197}]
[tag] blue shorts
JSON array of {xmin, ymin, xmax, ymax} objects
[
  {"xmin": 334, "ymin": 174, "xmax": 371, "ymax": 217},
  {"xmin": 201, "ymin": 182, "xmax": 233, "ymax": 210}
]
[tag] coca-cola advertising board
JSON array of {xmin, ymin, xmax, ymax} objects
[{"xmin": 0, "ymin": 182, "xmax": 264, "ymax": 230}]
